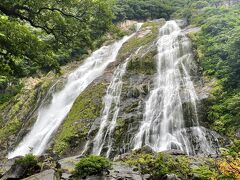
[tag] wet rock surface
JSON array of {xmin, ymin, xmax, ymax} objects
[
  {"xmin": 72, "ymin": 162, "xmax": 146, "ymax": 180},
  {"xmin": 0, "ymin": 154, "xmax": 61, "ymax": 180},
  {"xmin": 23, "ymin": 169, "xmax": 57, "ymax": 180},
  {"xmin": 162, "ymin": 174, "xmax": 181, "ymax": 180},
  {"xmin": 0, "ymin": 158, "xmax": 40, "ymax": 180}
]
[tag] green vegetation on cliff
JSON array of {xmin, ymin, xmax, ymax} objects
[
  {"xmin": 53, "ymin": 82, "xmax": 106, "ymax": 155},
  {"xmin": 118, "ymin": 20, "xmax": 163, "ymax": 75},
  {"xmin": 188, "ymin": 3, "xmax": 240, "ymax": 141}
]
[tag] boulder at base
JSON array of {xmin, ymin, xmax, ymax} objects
[{"xmin": 23, "ymin": 169, "xmax": 57, "ymax": 180}]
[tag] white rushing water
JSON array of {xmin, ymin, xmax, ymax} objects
[
  {"xmin": 135, "ymin": 22, "xmax": 144, "ymax": 32},
  {"xmin": 92, "ymin": 59, "xmax": 129, "ymax": 157},
  {"xmin": 8, "ymin": 35, "xmax": 133, "ymax": 159},
  {"xmin": 92, "ymin": 47, "xmax": 142, "ymax": 157},
  {"xmin": 133, "ymin": 21, "xmax": 216, "ymax": 155}
]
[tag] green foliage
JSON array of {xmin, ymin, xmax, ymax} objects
[
  {"xmin": 15, "ymin": 154, "xmax": 40, "ymax": 177},
  {"xmin": 113, "ymin": 0, "xmax": 173, "ymax": 22},
  {"xmin": 0, "ymin": 77, "xmax": 23, "ymax": 104},
  {"xmin": 74, "ymin": 155, "xmax": 111, "ymax": 178},
  {"xmin": 189, "ymin": 4, "xmax": 240, "ymax": 137},
  {"xmin": 125, "ymin": 152, "xmax": 191, "ymax": 179},
  {"xmin": 171, "ymin": 0, "xmax": 240, "ymax": 23},
  {"xmin": 0, "ymin": 15, "xmax": 59, "ymax": 77},
  {"xmin": 16, "ymin": 154, "xmax": 38, "ymax": 167},
  {"xmin": 220, "ymin": 140, "xmax": 240, "ymax": 158},
  {"xmin": 192, "ymin": 165, "xmax": 218, "ymax": 179},
  {"xmin": 0, "ymin": 0, "xmax": 114, "ymax": 98},
  {"xmin": 0, "ymin": 118, "xmax": 21, "ymax": 142}
]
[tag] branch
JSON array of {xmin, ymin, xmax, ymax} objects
[
  {"xmin": 0, "ymin": 4, "xmax": 56, "ymax": 35},
  {"xmin": 36, "ymin": 7, "xmax": 87, "ymax": 21}
]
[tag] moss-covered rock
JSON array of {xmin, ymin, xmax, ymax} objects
[
  {"xmin": 117, "ymin": 20, "xmax": 163, "ymax": 63},
  {"xmin": 53, "ymin": 81, "xmax": 106, "ymax": 156},
  {"xmin": 127, "ymin": 49, "xmax": 158, "ymax": 75}
]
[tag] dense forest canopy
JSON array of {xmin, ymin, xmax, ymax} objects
[
  {"xmin": 113, "ymin": 0, "xmax": 173, "ymax": 22},
  {"xmin": 0, "ymin": 0, "xmax": 113, "ymax": 81},
  {"xmin": 0, "ymin": 0, "xmax": 115, "ymax": 102}
]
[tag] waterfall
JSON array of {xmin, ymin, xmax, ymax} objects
[
  {"xmin": 8, "ymin": 35, "xmax": 133, "ymax": 159},
  {"xmin": 135, "ymin": 22, "xmax": 144, "ymax": 32},
  {"xmin": 92, "ymin": 59, "xmax": 129, "ymax": 157},
  {"xmin": 133, "ymin": 21, "xmax": 217, "ymax": 155},
  {"xmin": 80, "ymin": 23, "xmax": 143, "ymax": 157},
  {"xmin": 91, "ymin": 47, "xmax": 142, "ymax": 157}
]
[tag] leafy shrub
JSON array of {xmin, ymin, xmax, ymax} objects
[
  {"xmin": 15, "ymin": 154, "xmax": 40, "ymax": 177},
  {"xmin": 74, "ymin": 155, "xmax": 111, "ymax": 178},
  {"xmin": 16, "ymin": 154, "xmax": 38, "ymax": 168}
]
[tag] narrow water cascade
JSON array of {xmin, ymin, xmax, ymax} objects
[
  {"xmin": 91, "ymin": 47, "xmax": 142, "ymax": 157},
  {"xmin": 8, "ymin": 35, "xmax": 133, "ymax": 159},
  {"xmin": 135, "ymin": 22, "xmax": 144, "ymax": 31},
  {"xmin": 92, "ymin": 59, "xmax": 129, "ymax": 157},
  {"xmin": 133, "ymin": 21, "xmax": 218, "ymax": 155}
]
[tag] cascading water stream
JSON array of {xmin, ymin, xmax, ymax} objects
[
  {"xmin": 81, "ymin": 23, "xmax": 143, "ymax": 157},
  {"xmin": 8, "ymin": 35, "xmax": 133, "ymax": 159},
  {"xmin": 92, "ymin": 47, "xmax": 142, "ymax": 157},
  {"xmin": 133, "ymin": 21, "xmax": 217, "ymax": 155},
  {"xmin": 135, "ymin": 23, "xmax": 143, "ymax": 32},
  {"xmin": 92, "ymin": 59, "xmax": 129, "ymax": 157}
]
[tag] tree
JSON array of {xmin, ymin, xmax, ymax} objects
[
  {"xmin": 0, "ymin": 0, "xmax": 114, "ymax": 103},
  {"xmin": 113, "ymin": 0, "xmax": 173, "ymax": 22},
  {"xmin": 0, "ymin": 0, "xmax": 114, "ymax": 77},
  {"xmin": 0, "ymin": 0, "xmax": 113, "ymax": 50}
]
